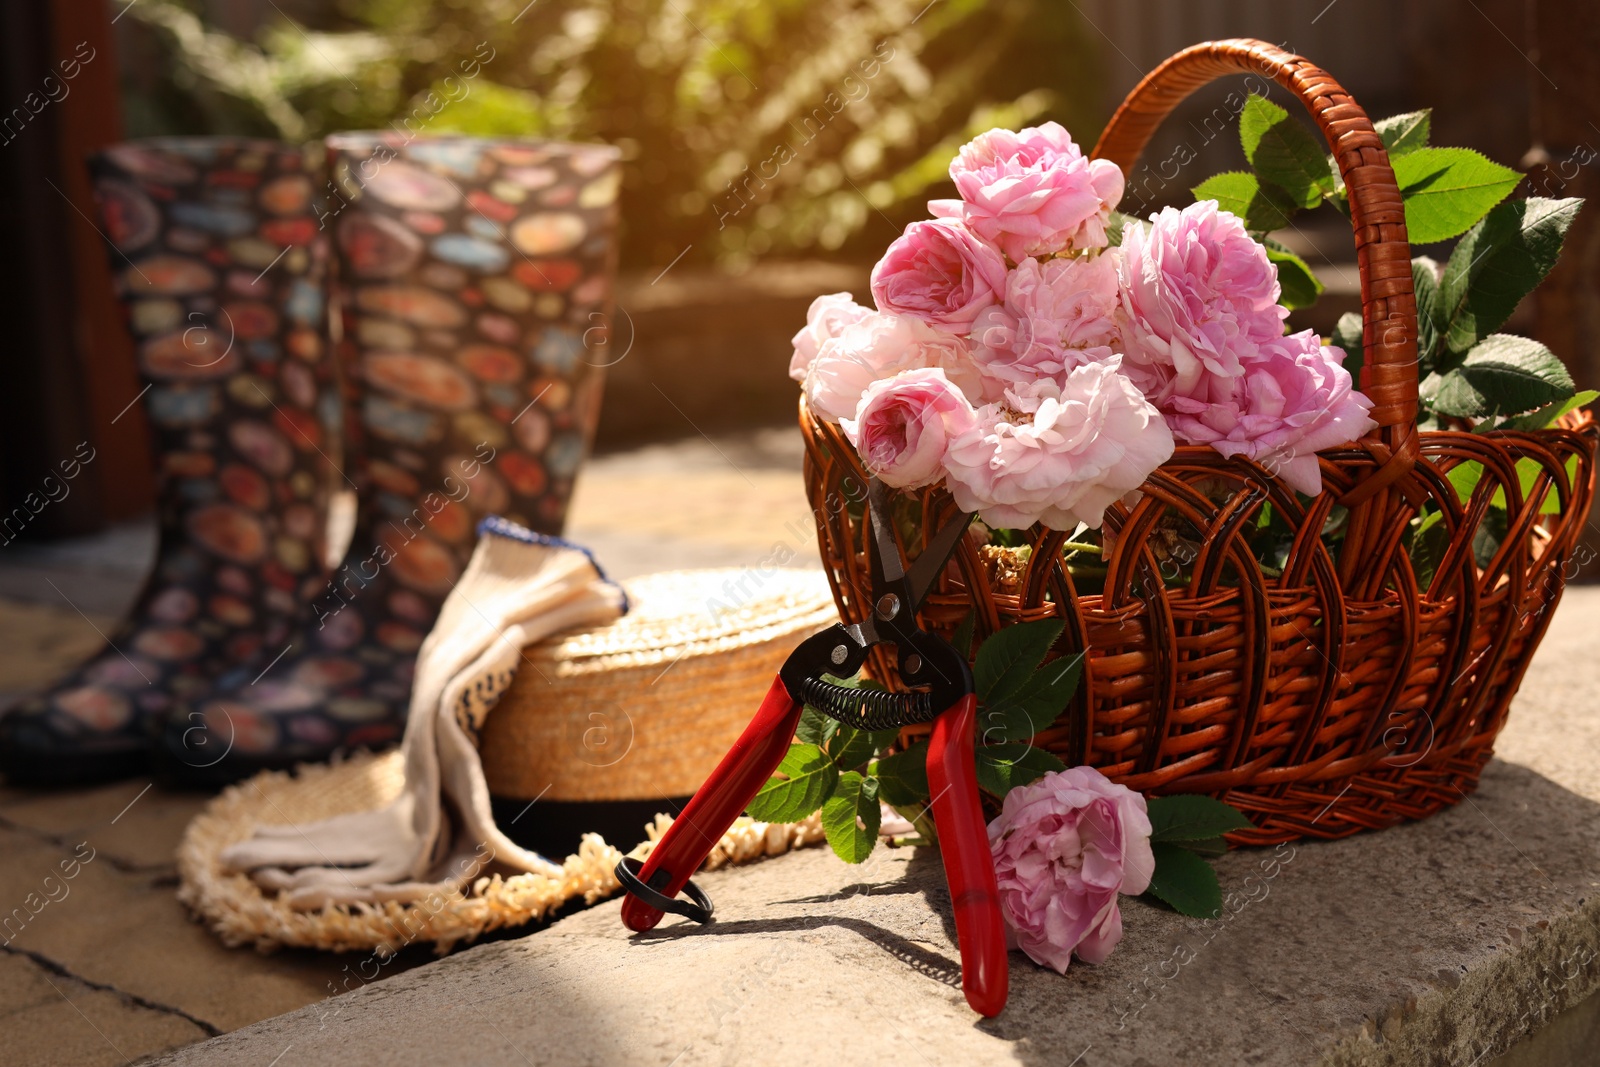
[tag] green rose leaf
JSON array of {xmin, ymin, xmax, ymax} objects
[
  {"xmin": 1391, "ymin": 147, "xmax": 1522, "ymax": 244},
  {"xmin": 1331, "ymin": 311, "xmax": 1364, "ymax": 388},
  {"xmin": 1513, "ymin": 455, "xmax": 1583, "ymax": 516},
  {"xmin": 1420, "ymin": 367, "xmax": 1465, "ymax": 415},
  {"xmin": 1446, "ymin": 459, "xmax": 1485, "ymax": 505},
  {"xmin": 1146, "ymin": 794, "xmax": 1253, "ymax": 842},
  {"xmin": 795, "ymin": 704, "xmax": 836, "ymax": 747},
  {"xmin": 980, "ymin": 651, "xmax": 1084, "ymax": 745},
  {"xmin": 1240, "ymin": 94, "xmax": 1335, "ymax": 208},
  {"xmin": 1430, "ymin": 371, "xmax": 1488, "ymax": 418},
  {"xmin": 1143, "ymin": 841, "xmax": 1223, "ymax": 918},
  {"xmin": 1263, "ymin": 239, "xmax": 1324, "ymax": 310},
  {"xmin": 1411, "ymin": 507, "xmax": 1451, "ymax": 591},
  {"xmin": 1497, "ymin": 389, "xmax": 1599, "ymax": 431},
  {"xmin": 827, "ymin": 720, "xmax": 900, "ymax": 772},
  {"xmin": 974, "ymin": 618, "xmax": 1064, "ymax": 709},
  {"xmin": 1105, "ymin": 210, "xmax": 1133, "ymax": 248},
  {"xmin": 1413, "ymin": 256, "xmax": 1443, "ymax": 372},
  {"xmin": 745, "ymin": 743, "xmax": 839, "ymax": 824},
  {"xmin": 1435, "ymin": 334, "xmax": 1575, "ymax": 418},
  {"xmin": 1437, "ymin": 197, "xmax": 1582, "ymax": 355},
  {"xmin": 973, "ymin": 743, "xmax": 1065, "ymax": 798},
  {"xmin": 1192, "ymin": 171, "xmax": 1297, "ymax": 233},
  {"xmin": 1472, "ymin": 509, "xmax": 1508, "ymax": 570},
  {"xmin": 1178, "ymin": 836, "xmax": 1230, "ymax": 858},
  {"xmin": 1374, "ymin": 108, "xmax": 1431, "ymax": 158},
  {"xmin": 873, "ymin": 741, "xmax": 930, "ymax": 807},
  {"xmin": 821, "ymin": 771, "xmax": 881, "ymax": 863},
  {"xmin": 1447, "ymin": 452, "xmax": 1582, "ymax": 517}
]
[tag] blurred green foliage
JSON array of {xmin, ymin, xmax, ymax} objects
[{"xmin": 120, "ymin": 0, "xmax": 1101, "ymax": 270}]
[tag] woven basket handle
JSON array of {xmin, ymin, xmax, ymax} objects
[{"xmin": 1092, "ymin": 39, "xmax": 1419, "ymax": 442}]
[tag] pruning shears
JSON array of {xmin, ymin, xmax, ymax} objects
[{"xmin": 616, "ymin": 477, "xmax": 1008, "ymax": 1017}]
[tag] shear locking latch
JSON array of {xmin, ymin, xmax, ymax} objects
[{"xmin": 615, "ymin": 857, "xmax": 714, "ymax": 924}]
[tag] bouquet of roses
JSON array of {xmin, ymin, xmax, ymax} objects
[{"xmin": 790, "ymin": 120, "xmax": 1376, "ymax": 531}]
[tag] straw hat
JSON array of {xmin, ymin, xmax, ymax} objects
[
  {"xmin": 481, "ymin": 567, "xmax": 841, "ymax": 801},
  {"xmin": 178, "ymin": 568, "xmax": 836, "ymax": 953}
]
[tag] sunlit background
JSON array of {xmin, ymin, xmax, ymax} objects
[{"xmin": 2, "ymin": 0, "xmax": 1594, "ymax": 534}]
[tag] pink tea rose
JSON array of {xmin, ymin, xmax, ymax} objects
[
  {"xmin": 1118, "ymin": 201, "xmax": 1287, "ymax": 407},
  {"xmin": 1167, "ymin": 329, "xmax": 1376, "ymax": 496},
  {"xmin": 930, "ymin": 122, "xmax": 1126, "ymax": 261},
  {"xmin": 842, "ymin": 369, "xmax": 979, "ymax": 489},
  {"xmin": 803, "ymin": 311, "xmax": 928, "ymax": 422},
  {"xmin": 804, "ymin": 312, "xmax": 984, "ymax": 423},
  {"xmin": 988, "ymin": 765, "xmax": 1155, "ymax": 974},
  {"xmin": 942, "ymin": 361, "xmax": 1174, "ymax": 531},
  {"xmin": 908, "ymin": 323, "xmax": 991, "ymax": 403},
  {"xmin": 968, "ymin": 252, "xmax": 1122, "ymax": 398},
  {"xmin": 790, "ymin": 292, "xmax": 873, "ymax": 382},
  {"xmin": 871, "ymin": 218, "xmax": 1008, "ymax": 334}
]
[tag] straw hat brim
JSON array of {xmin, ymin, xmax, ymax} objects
[
  {"xmin": 177, "ymin": 567, "xmax": 840, "ymax": 954},
  {"xmin": 177, "ymin": 749, "xmax": 825, "ymax": 954}
]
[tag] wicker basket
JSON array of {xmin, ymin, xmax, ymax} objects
[{"xmin": 800, "ymin": 39, "xmax": 1599, "ymax": 845}]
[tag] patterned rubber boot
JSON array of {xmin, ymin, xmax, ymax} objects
[
  {"xmin": 159, "ymin": 135, "xmax": 621, "ymax": 786},
  {"xmin": 0, "ymin": 138, "xmax": 337, "ymax": 786}
]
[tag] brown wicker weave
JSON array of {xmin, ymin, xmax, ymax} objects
[{"xmin": 799, "ymin": 39, "xmax": 1599, "ymax": 845}]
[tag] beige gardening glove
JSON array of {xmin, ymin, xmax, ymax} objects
[{"xmin": 219, "ymin": 520, "xmax": 626, "ymax": 909}]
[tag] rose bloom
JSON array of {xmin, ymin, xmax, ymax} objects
[
  {"xmin": 989, "ymin": 766, "xmax": 1155, "ymax": 974},
  {"xmin": 789, "ymin": 292, "xmax": 873, "ymax": 382},
  {"xmin": 968, "ymin": 252, "xmax": 1121, "ymax": 399},
  {"xmin": 803, "ymin": 311, "xmax": 928, "ymax": 422},
  {"xmin": 1167, "ymin": 329, "xmax": 1376, "ymax": 495},
  {"xmin": 804, "ymin": 310, "xmax": 986, "ymax": 423},
  {"xmin": 942, "ymin": 361, "xmax": 1174, "ymax": 531},
  {"xmin": 870, "ymin": 217, "xmax": 1008, "ymax": 334},
  {"xmin": 909, "ymin": 324, "xmax": 991, "ymax": 403},
  {"xmin": 842, "ymin": 369, "xmax": 979, "ymax": 489},
  {"xmin": 929, "ymin": 121, "xmax": 1126, "ymax": 261},
  {"xmin": 1118, "ymin": 200, "xmax": 1287, "ymax": 407}
]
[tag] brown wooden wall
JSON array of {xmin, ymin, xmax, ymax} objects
[{"xmin": 0, "ymin": 0, "xmax": 151, "ymax": 539}]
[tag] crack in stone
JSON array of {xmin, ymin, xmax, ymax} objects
[
  {"xmin": 0, "ymin": 942, "xmax": 224, "ymax": 1037},
  {"xmin": 0, "ymin": 812, "xmax": 175, "ymax": 875}
]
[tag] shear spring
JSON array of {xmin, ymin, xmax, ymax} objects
[{"xmin": 799, "ymin": 675, "xmax": 936, "ymax": 731}]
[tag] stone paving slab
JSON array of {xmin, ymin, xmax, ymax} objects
[
  {"xmin": 0, "ymin": 949, "xmax": 64, "ymax": 1022},
  {"xmin": 0, "ymin": 779, "xmax": 199, "ymax": 871},
  {"xmin": 0, "ymin": 793, "xmax": 435, "ymax": 1067},
  {"xmin": 0, "ymin": 600, "xmax": 116, "ymax": 708},
  {"xmin": 147, "ymin": 590, "xmax": 1600, "ymax": 1067},
  {"xmin": 0, "ymin": 522, "xmax": 154, "ymax": 616},
  {"xmin": 0, "ymin": 957, "xmax": 207, "ymax": 1067},
  {"xmin": 0, "ymin": 823, "xmax": 354, "ymax": 1036},
  {"xmin": 565, "ymin": 428, "xmax": 816, "ymax": 579}
]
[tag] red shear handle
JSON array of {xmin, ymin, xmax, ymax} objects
[
  {"xmin": 927, "ymin": 693, "xmax": 1009, "ymax": 1017},
  {"xmin": 620, "ymin": 674, "xmax": 803, "ymax": 932}
]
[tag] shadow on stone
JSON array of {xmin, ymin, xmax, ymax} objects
[
  {"xmin": 774, "ymin": 878, "xmax": 931, "ymax": 906},
  {"xmin": 632, "ymin": 912, "xmax": 963, "ymax": 991}
]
